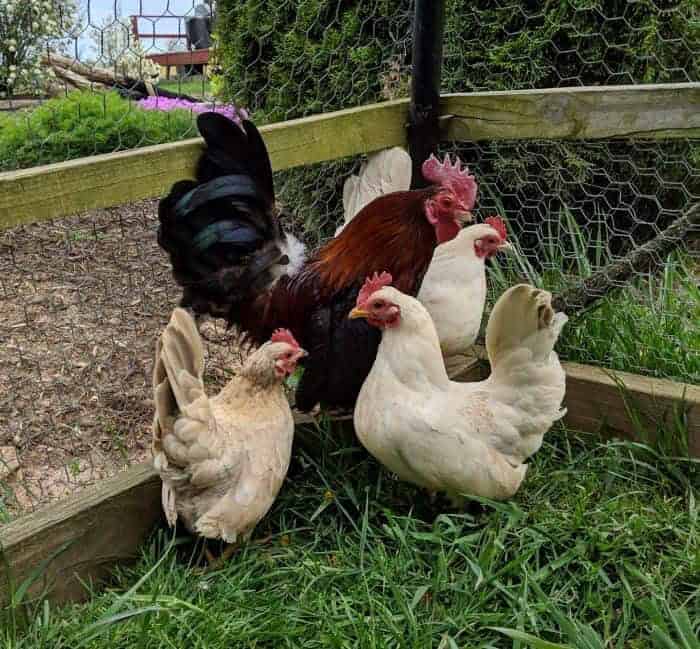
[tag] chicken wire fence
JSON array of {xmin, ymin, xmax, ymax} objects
[{"xmin": 0, "ymin": 0, "xmax": 698, "ymax": 519}]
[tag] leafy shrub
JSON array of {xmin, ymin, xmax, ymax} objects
[
  {"xmin": 213, "ymin": 0, "xmax": 698, "ymax": 119},
  {"xmin": 0, "ymin": 91, "xmax": 198, "ymax": 171},
  {"xmin": 212, "ymin": 0, "xmax": 699, "ymax": 250}
]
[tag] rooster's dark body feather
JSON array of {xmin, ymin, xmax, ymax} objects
[{"xmin": 158, "ymin": 113, "xmax": 440, "ymax": 411}]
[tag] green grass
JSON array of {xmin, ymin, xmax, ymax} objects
[
  {"xmin": 486, "ymin": 205, "xmax": 700, "ymax": 385},
  {"xmin": 158, "ymin": 76, "xmax": 212, "ymax": 99},
  {"xmin": 2, "ymin": 421, "xmax": 698, "ymax": 648}
]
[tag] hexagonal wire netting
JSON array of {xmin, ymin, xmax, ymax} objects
[{"xmin": 0, "ymin": 0, "xmax": 697, "ymax": 518}]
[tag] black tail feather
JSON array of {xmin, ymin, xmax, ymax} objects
[{"xmin": 157, "ymin": 113, "xmax": 294, "ymax": 325}]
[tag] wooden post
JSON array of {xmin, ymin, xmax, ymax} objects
[{"xmin": 408, "ymin": 0, "xmax": 446, "ymax": 188}]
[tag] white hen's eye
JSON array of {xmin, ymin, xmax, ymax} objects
[{"xmin": 373, "ymin": 301, "xmax": 385, "ymax": 310}]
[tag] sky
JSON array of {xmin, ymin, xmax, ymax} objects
[{"xmin": 75, "ymin": 0, "xmax": 210, "ymax": 59}]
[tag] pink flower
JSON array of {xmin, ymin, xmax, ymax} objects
[{"xmin": 137, "ymin": 96, "xmax": 248, "ymax": 125}]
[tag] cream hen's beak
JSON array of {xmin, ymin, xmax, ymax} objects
[
  {"xmin": 455, "ymin": 210, "xmax": 473, "ymax": 224},
  {"xmin": 348, "ymin": 307, "xmax": 369, "ymax": 320}
]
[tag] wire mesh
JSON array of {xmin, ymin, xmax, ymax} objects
[{"xmin": 0, "ymin": 0, "xmax": 698, "ymax": 519}]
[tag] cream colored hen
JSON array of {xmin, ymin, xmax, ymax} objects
[
  {"xmin": 351, "ymin": 274, "xmax": 567, "ymax": 502},
  {"xmin": 152, "ymin": 308, "xmax": 306, "ymax": 550}
]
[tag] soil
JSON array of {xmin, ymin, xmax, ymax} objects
[{"xmin": 0, "ymin": 200, "xmax": 250, "ymax": 518}]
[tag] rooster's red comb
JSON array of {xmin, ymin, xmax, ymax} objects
[
  {"xmin": 422, "ymin": 154, "xmax": 478, "ymax": 209},
  {"xmin": 270, "ymin": 328, "xmax": 301, "ymax": 349},
  {"xmin": 484, "ymin": 216, "xmax": 507, "ymax": 240},
  {"xmin": 357, "ymin": 272, "xmax": 393, "ymax": 306}
]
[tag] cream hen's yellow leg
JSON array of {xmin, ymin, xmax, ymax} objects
[{"xmin": 200, "ymin": 534, "xmax": 275, "ymax": 573}]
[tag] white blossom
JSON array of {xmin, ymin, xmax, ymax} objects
[{"xmin": 1, "ymin": 0, "xmax": 78, "ymax": 95}]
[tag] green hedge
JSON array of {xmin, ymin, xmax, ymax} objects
[
  {"xmin": 0, "ymin": 91, "xmax": 197, "ymax": 172},
  {"xmin": 213, "ymin": 0, "xmax": 698, "ymax": 120},
  {"xmin": 212, "ymin": 0, "xmax": 699, "ymax": 247}
]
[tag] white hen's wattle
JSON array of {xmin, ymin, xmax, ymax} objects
[{"xmin": 354, "ymin": 284, "xmax": 567, "ymax": 502}]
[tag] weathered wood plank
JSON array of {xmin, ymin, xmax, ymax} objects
[
  {"xmin": 561, "ymin": 362, "xmax": 700, "ymax": 455},
  {"xmin": 442, "ymin": 83, "xmax": 700, "ymax": 141},
  {"xmin": 2, "ymin": 83, "xmax": 697, "ymax": 230},
  {"xmin": 0, "ymin": 463, "xmax": 161, "ymax": 605},
  {"xmin": 0, "ymin": 99, "xmax": 410, "ymax": 230}
]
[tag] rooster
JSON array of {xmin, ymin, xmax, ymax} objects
[
  {"xmin": 152, "ymin": 309, "xmax": 306, "ymax": 561},
  {"xmin": 339, "ymin": 146, "xmax": 509, "ymax": 358},
  {"xmin": 158, "ymin": 112, "xmax": 477, "ymax": 411},
  {"xmin": 351, "ymin": 274, "xmax": 567, "ymax": 503}
]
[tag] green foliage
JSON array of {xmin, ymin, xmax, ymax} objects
[
  {"xmin": 213, "ymin": 0, "xmax": 698, "ymax": 119},
  {"xmin": 212, "ymin": 0, "xmax": 699, "ymax": 260},
  {"xmin": 212, "ymin": 0, "xmax": 411, "ymax": 122},
  {"xmin": 0, "ymin": 91, "xmax": 198, "ymax": 171}
]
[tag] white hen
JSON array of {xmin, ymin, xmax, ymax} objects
[
  {"xmin": 152, "ymin": 309, "xmax": 306, "ymax": 549},
  {"xmin": 417, "ymin": 217, "xmax": 510, "ymax": 357},
  {"xmin": 351, "ymin": 274, "xmax": 567, "ymax": 502}
]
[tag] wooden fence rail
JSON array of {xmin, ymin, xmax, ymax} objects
[{"xmin": 1, "ymin": 83, "xmax": 698, "ymax": 229}]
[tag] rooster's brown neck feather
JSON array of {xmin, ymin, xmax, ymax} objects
[{"xmin": 310, "ymin": 189, "xmax": 437, "ymax": 296}]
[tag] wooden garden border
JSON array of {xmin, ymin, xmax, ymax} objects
[
  {"xmin": 1, "ymin": 83, "xmax": 699, "ymax": 605},
  {"xmin": 2, "ymin": 357, "xmax": 697, "ymax": 606}
]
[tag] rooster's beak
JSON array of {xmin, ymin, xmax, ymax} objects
[
  {"xmin": 456, "ymin": 210, "xmax": 473, "ymax": 224},
  {"xmin": 348, "ymin": 307, "xmax": 369, "ymax": 320},
  {"xmin": 499, "ymin": 241, "xmax": 513, "ymax": 250}
]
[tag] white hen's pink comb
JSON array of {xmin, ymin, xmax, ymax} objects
[
  {"xmin": 357, "ymin": 272, "xmax": 393, "ymax": 307},
  {"xmin": 484, "ymin": 216, "xmax": 507, "ymax": 240},
  {"xmin": 422, "ymin": 154, "xmax": 478, "ymax": 209}
]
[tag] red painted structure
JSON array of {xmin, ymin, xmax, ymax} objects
[{"xmin": 130, "ymin": 15, "xmax": 211, "ymax": 79}]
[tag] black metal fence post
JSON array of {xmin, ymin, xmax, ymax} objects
[{"xmin": 408, "ymin": 0, "xmax": 446, "ymax": 188}]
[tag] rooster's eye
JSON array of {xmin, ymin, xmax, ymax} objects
[{"xmin": 373, "ymin": 301, "xmax": 385, "ymax": 310}]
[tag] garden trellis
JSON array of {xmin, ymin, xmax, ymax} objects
[{"xmin": 0, "ymin": 0, "xmax": 698, "ymax": 605}]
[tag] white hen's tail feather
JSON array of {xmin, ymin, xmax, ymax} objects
[
  {"xmin": 336, "ymin": 147, "xmax": 412, "ymax": 235},
  {"xmin": 152, "ymin": 308, "xmax": 211, "ymax": 527},
  {"xmin": 482, "ymin": 285, "xmax": 568, "ymax": 462}
]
